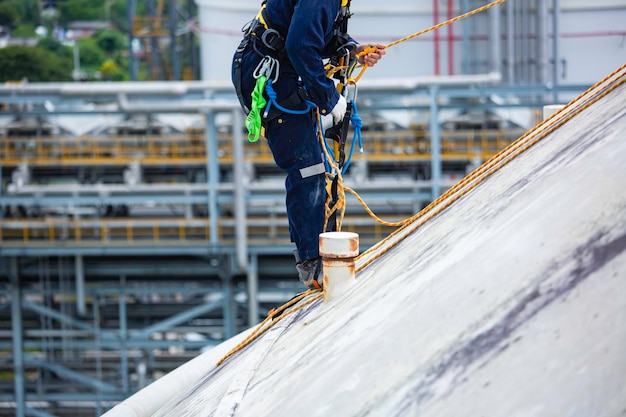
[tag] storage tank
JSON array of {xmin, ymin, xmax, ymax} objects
[{"xmin": 194, "ymin": 0, "xmax": 626, "ymax": 85}]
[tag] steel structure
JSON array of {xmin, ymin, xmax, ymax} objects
[
  {"xmin": 128, "ymin": 0, "xmax": 199, "ymax": 81},
  {"xmin": 0, "ymin": 78, "xmax": 590, "ymax": 417}
]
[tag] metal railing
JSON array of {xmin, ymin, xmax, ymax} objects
[
  {"xmin": 0, "ymin": 128, "xmax": 526, "ymax": 167},
  {"xmin": 0, "ymin": 215, "xmax": 397, "ymax": 248}
]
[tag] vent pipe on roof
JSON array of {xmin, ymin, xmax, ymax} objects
[
  {"xmin": 320, "ymin": 232, "xmax": 359, "ymax": 302},
  {"xmin": 543, "ymin": 104, "xmax": 565, "ymax": 120}
]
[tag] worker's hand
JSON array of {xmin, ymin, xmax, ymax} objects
[
  {"xmin": 354, "ymin": 43, "xmax": 387, "ymax": 67},
  {"xmin": 330, "ymin": 95, "xmax": 347, "ymax": 126}
]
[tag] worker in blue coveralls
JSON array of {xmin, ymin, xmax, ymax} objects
[{"xmin": 232, "ymin": 0, "xmax": 385, "ymax": 289}]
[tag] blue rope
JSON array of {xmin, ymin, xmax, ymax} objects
[
  {"xmin": 263, "ymin": 79, "xmax": 316, "ymax": 118},
  {"xmin": 342, "ymin": 100, "xmax": 363, "ymax": 174}
]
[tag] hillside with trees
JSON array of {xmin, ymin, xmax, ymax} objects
[{"xmin": 0, "ymin": 0, "xmax": 133, "ymax": 82}]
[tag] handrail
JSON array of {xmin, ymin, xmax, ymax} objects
[
  {"xmin": 0, "ymin": 128, "xmax": 526, "ymax": 167},
  {"xmin": 0, "ymin": 215, "xmax": 400, "ymax": 248}
]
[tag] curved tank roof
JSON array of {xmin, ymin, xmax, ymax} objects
[{"xmin": 107, "ymin": 65, "xmax": 626, "ymax": 417}]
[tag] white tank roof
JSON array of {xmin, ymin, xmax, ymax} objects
[{"xmin": 105, "ymin": 65, "xmax": 626, "ymax": 417}]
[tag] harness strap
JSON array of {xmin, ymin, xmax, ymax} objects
[{"xmin": 233, "ymin": 37, "xmax": 250, "ymax": 114}]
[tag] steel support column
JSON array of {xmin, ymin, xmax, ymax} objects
[
  {"xmin": 507, "ymin": 1, "xmax": 515, "ymax": 84},
  {"xmin": 119, "ymin": 276, "xmax": 129, "ymax": 393},
  {"xmin": 205, "ymin": 111, "xmax": 220, "ymax": 246},
  {"xmin": 552, "ymin": 0, "xmax": 561, "ymax": 102},
  {"xmin": 0, "ymin": 156, "xmax": 3, "ymax": 219},
  {"xmin": 429, "ymin": 85, "xmax": 441, "ymax": 200},
  {"xmin": 75, "ymin": 255, "xmax": 86, "ymax": 316},
  {"xmin": 247, "ymin": 254, "xmax": 259, "ymax": 326},
  {"xmin": 10, "ymin": 257, "xmax": 25, "ymax": 417},
  {"xmin": 232, "ymin": 108, "xmax": 248, "ymax": 273},
  {"xmin": 489, "ymin": 1, "xmax": 501, "ymax": 75},
  {"xmin": 220, "ymin": 257, "xmax": 235, "ymax": 339},
  {"xmin": 461, "ymin": 0, "xmax": 470, "ymax": 75}
]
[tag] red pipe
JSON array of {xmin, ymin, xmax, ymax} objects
[
  {"xmin": 433, "ymin": 0, "xmax": 440, "ymax": 75},
  {"xmin": 447, "ymin": 0, "xmax": 454, "ymax": 75}
]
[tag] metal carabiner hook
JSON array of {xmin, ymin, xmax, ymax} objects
[{"xmin": 253, "ymin": 56, "xmax": 280, "ymax": 83}]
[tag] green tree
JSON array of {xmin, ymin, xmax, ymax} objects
[
  {"xmin": 57, "ymin": 0, "xmax": 104, "ymax": 25},
  {"xmin": 1, "ymin": 0, "xmax": 40, "ymax": 26},
  {"xmin": 109, "ymin": 0, "xmax": 137, "ymax": 32},
  {"xmin": 37, "ymin": 36, "xmax": 73, "ymax": 58},
  {"xmin": 77, "ymin": 37, "xmax": 106, "ymax": 70},
  {"xmin": 0, "ymin": 45, "xmax": 72, "ymax": 82},
  {"xmin": 0, "ymin": 3, "xmax": 19, "ymax": 28},
  {"xmin": 94, "ymin": 28, "xmax": 126, "ymax": 56}
]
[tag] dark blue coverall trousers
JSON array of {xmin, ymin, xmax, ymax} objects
[{"xmin": 232, "ymin": 0, "xmax": 346, "ymax": 263}]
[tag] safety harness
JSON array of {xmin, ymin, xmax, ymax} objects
[
  {"xmin": 234, "ymin": 0, "xmax": 362, "ymax": 231},
  {"xmin": 234, "ymin": 1, "xmax": 356, "ymax": 140},
  {"xmin": 234, "ymin": 1, "xmax": 313, "ymax": 139}
]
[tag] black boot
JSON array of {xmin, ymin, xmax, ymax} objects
[{"xmin": 296, "ymin": 257, "xmax": 323, "ymax": 289}]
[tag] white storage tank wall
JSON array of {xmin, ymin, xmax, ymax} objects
[
  {"xmin": 194, "ymin": 0, "xmax": 626, "ymax": 84},
  {"xmin": 558, "ymin": 1, "xmax": 626, "ymax": 84},
  {"xmin": 194, "ymin": 0, "xmax": 258, "ymax": 82},
  {"xmin": 193, "ymin": 0, "xmax": 439, "ymax": 82}
]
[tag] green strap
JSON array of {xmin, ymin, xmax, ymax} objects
[{"xmin": 245, "ymin": 75, "xmax": 268, "ymax": 143}]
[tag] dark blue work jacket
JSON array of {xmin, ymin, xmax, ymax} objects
[{"xmin": 263, "ymin": 0, "xmax": 350, "ymax": 113}]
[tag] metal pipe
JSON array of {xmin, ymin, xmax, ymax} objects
[
  {"xmin": 447, "ymin": 0, "xmax": 454, "ymax": 75},
  {"xmin": 538, "ymin": 0, "xmax": 549, "ymax": 86},
  {"xmin": 221, "ymin": 261, "xmax": 235, "ymax": 339},
  {"xmin": 0, "ymin": 80, "xmax": 233, "ymax": 97},
  {"xmin": 232, "ymin": 108, "xmax": 248, "ymax": 273},
  {"xmin": 433, "ymin": 0, "xmax": 441, "ymax": 75},
  {"xmin": 461, "ymin": 0, "xmax": 470, "ymax": 74},
  {"xmin": 247, "ymin": 254, "xmax": 259, "ymax": 325},
  {"xmin": 0, "ymin": 155, "xmax": 3, "ymax": 219},
  {"xmin": 356, "ymin": 72, "xmax": 502, "ymax": 91},
  {"xmin": 117, "ymin": 92, "xmax": 240, "ymax": 113},
  {"xmin": 517, "ymin": 0, "xmax": 525, "ymax": 84},
  {"xmin": 119, "ymin": 276, "xmax": 129, "ymax": 393},
  {"xmin": 205, "ymin": 111, "xmax": 220, "ymax": 246},
  {"xmin": 552, "ymin": 0, "xmax": 561, "ymax": 101},
  {"xmin": 75, "ymin": 255, "xmax": 86, "ymax": 317},
  {"xmin": 320, "ymin": 232, "xmax": 359, "ymax": 302},
  {"xmin": 489, "ymin": 0, "xmax": 502, "ymax": 75},
  {"xmin": 429, "ymin": 85, "xmax": 441, "ymax": 200},
  {"xmin": 0, "ymin": 75, "xmax": 501, "ymax": 99},
  {"xmin": 524, "ymin": 0, "xmax": 530, "ymax": 83},
  {"xmin": 507, "ymin": 0, "xmax": 515, "ymax": 84},
  {"xmin": 10, "ymin": 258, "xmax": 25, "ymax": 417}
]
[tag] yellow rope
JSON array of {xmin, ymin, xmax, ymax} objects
[
  {"xmin": 318, "ymin": 109, "xmax": 349, "ymax": 232},
  {"xmin": 320, "ymin": 0, "xmax": 511, "ymax": 230},
  {"xmin": 215, "ymin": 64, "xmax": 624, "ymax": 368},
  {"xmin": 350, "ymin": 0, "xmax": 507, "ymax": 83},
  {"xmin": 217, "ymin": 289, "xmax": 323, "ymax": 366},
  {"xmin": 387, "ymin": 0, "xmax": 507, "ymax": 49},
  {"xmin": 345, "ymin": 186, "xmax": 407, "ymax": 228},
  {"xmin": 355, "ymin": 64, "xmax": 626, "ymax": 272}
]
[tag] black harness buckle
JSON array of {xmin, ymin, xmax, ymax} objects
[{"xmin": 261, "ymin": 28, "xmax": 285, "ymax": 52}]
